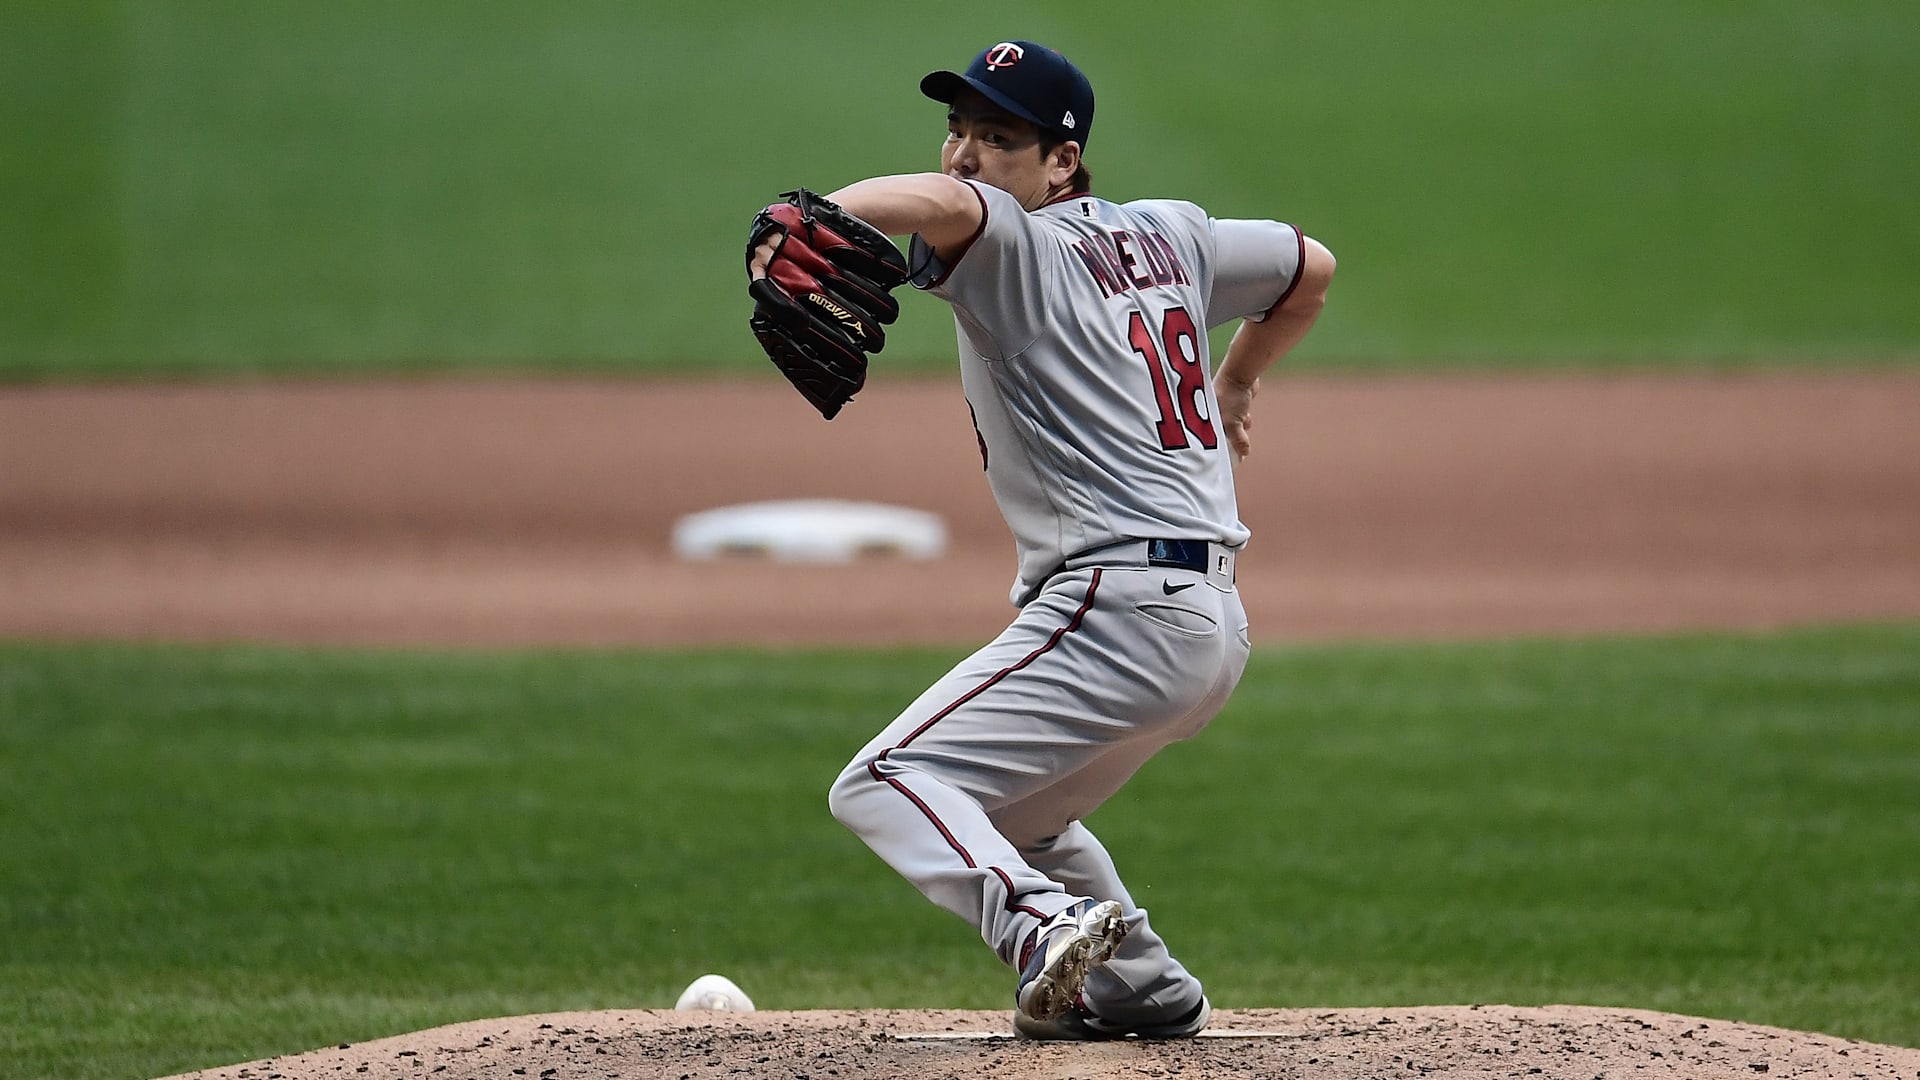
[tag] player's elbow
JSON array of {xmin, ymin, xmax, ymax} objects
[
  {"xmin": 1286, "ymin": 237, "xmax": 1336, "ymax": 311},
  {"xmin": 1307, "ymin": 237, "xmax": 1336, "ymax": 275},
  {"xmin": 1301, "ymin": 237, "xmax": 1335, "ymax": 290}
]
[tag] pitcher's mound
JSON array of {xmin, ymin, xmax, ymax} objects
[{"xmin": 159, "ymin": 1004, "xmax": 1919, "ymax": 1079}]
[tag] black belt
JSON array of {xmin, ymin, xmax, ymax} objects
[
  {"xmin": 1143, "ymin": 538, "xmax": 1211, "ymax": 573},
  {"xmin": 1019, "ymin": 538, "xmax": 1224, "ymax": 606}
]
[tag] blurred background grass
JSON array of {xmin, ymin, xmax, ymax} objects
[{"xmin": 4, "ymin": 1, "xmax": 1917, "ymax": 378}]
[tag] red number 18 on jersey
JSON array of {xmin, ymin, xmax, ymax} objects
[{"xmin": 1128, "ymin": 305, "xmax": 1217, "ymax": 452}]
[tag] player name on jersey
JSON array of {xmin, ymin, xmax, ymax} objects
[{"xmin": 1069, "ymin": 228, "xmax": 1192, "ymax": 299}]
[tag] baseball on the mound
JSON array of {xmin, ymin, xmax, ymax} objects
[{"xmin": 673, "ymin": 973, "xmax": 755, "ymax": 1012}]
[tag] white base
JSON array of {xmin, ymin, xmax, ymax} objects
[{"xmin": 671, "ymin": 499, "xmax": 947, "ymax": 562}]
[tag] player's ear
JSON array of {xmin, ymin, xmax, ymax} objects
[{"xmin": 1049, "ymin": 141, "xmax": 1081, "ymax": 187}]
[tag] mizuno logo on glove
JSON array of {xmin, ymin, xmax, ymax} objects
[{"xmin": 808, "ymin": 293, "xmax": 862, "ymax": 334}]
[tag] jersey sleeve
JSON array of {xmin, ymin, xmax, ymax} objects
[
  {"xmin": 907, "ymin": 180, "xmax": 1052, "ymax": 359},
  {"xmin": 1206, "ymin": 218, "xmax": 1305, "ymax": 328}
]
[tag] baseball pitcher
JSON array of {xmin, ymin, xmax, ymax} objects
[{"xmin": 745, "ymin": 39, "xmax": 1336, "ymax": 1039}]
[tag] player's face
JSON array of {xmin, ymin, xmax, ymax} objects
[{"xmin": 942, "ymin": 93, "xmax": 1077, "ymax": 210}]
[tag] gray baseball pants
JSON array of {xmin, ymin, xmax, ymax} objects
[{"xmin": 828, "ymin": 552, "xmax": 1249, "ymax": 1021}]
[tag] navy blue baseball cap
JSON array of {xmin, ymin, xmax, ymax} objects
[{"xmin": 921, "ymin": 40, "xmax": 1095, "ymax": 147}]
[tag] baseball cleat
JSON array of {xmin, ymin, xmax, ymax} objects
[
  {"xmin": 1013, "ymin": 899, "xmax": 1130, "ymax": 1022},
  {"xmin": 1013, "ymin": 995, "xmax": 1212, "ymax": 1040}
]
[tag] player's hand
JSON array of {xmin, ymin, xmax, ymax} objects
[
  {"xmin": 1215, "ymin": 372, "xmax": 1259, "ymax": 463},
  {"xmin": 748, "ymin": 238, "xmax": 777, "ymax": 281}
]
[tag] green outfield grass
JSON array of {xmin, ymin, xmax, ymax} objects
[
  {"xmin": 3, "ymin": 624, "xmax": 1918, "ymax": 1078},
  {"xmin": 3, "ymin": 2, "xmax": 1917, "ymax": 378}
]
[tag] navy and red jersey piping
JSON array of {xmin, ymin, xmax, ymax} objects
[{"xmin": 1269, "ymin": 223, "xmax": 1308, "ymax": 311}]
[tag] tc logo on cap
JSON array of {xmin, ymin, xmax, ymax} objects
[{"xmin": 985, "ymin": 42, "xmax": 1024, "ymax": 70}]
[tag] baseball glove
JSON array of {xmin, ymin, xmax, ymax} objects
[{"xmin": 746, "ymin": 189, "xmax": 909, "ymax": 419}]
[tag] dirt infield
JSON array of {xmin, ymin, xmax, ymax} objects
[
  {"xmin": 161, "ymin": 1005, "xmax": 1920, "ymax": 1080},
  {"xmin": 4, "ymin": 372, "xmax": 1918, "ymax": 646}
]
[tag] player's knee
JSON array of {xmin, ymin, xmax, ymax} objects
[{"xmin": 826, "ymin": 758, "xmax": 874, "ymax": 830}]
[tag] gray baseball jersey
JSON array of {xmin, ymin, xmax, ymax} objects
[
  {"xmin": 831, "ymin": 176, "xmax": 1304, "ymax": 1031},
  {"xmin": 909, "ymin": 179, "xmax": 1304, "ymax": 603}
]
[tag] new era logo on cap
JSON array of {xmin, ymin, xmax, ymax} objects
[{"xmin": 1062, "ymin": 112, "xmax": 1075, "ymax": 129}]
